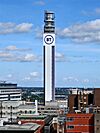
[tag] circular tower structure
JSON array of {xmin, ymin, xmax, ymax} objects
[{"xmin": 43, "ymin": 11, "xmax": 55, "ymax": 104}]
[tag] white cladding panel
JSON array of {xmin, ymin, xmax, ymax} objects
[
  {"xmin": 43, "ymin": 33, "xmax": 55, "ymax": 102},
  {"xmin": 45, "ymin": 46, "xmax": 52, "ymax": 101}
]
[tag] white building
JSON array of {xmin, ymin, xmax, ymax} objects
[
  {"xmin": 1, "ymin": 101, "xmax": 22, "ymax": 120},
  {"xmin": 0, "ymin": 82, "xmax": 22, "ymax": 120},
  {"xmin": 18, "ymin": 104, "xmax": 36, "ymax": 115},
  {"xmin": 0, "ymin": 82, "xmax": 21, "ymax": 101},
  {"xmin": 1, "ymin": 101, "xmax": 36, "ymax": 120},
  {"xmin": 43, "ymin": 11, "xmax": 55, "ymax": 103}
]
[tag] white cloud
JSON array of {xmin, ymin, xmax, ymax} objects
[
  {"xmin": 56, "ymin": 52, "xmax": 66, "ymax": 62},
  {"xmin": 5, "ymin": 45, "xmax": 18, "ymax": 51},
  {"xmin": 82, "ymin": 8, "xmax": 100, "ymax": 16},
  {"xmin": 7, "ymin": 74, "xmax": 12, "ymax": 78},
  {"xmin": 0, "ymin": 45, "xmax": 39, "ymax": 62},
  {"xmin": 23, "ymin": 77, "xmax": 31, "ymax": 81},
  {"xmin": 0, "ymin": 52, "xmax": 40, "ymax": 62},
  {"xmin": 20, "ymin": 54, "xmax": 38, "ymax": 62},
  {"xmin": 34, "ymin": 27, "xmax": 43, "ymax": 38},
  {"xmin": 57, "ymin": 19, "xmax": 100, "ymax": 43},
  {"xmin": 0, "ymin": 52, "xmax": 12, "ymax": 58},
  {"xmin": 35, "ymin": 19, "xmax": 100, "ymax": 43},
  {"xmin": 33, "ymin": 1, "xmax": 45, "ymax": 6},
  {"xmin": 5, "ymin": 45, "xmax": 32, "ymax": 51},
  {"xmin": 83, "ymin": 79, "xmax": 89, "ymax": 83},
  {"xmin": 30, "ymin": 72, "xmax": 39, "ymax": 77},
  {"xmin": 95, "ymin": 8, "xmax": 100, "ymax": 14},
  {"xmin": 64, "ymin": 76, "xmax": 79, "ymax": 82},
  {"xmin": 15, "ymin": 23, "xmax": 33, "ymax": 33},
  {"xmin": 0, "ymin": 49, "xmax": 100, "ymax": 63},
  {"xmin": 0, "ymin": 22, "xmax": 33, "ymax": 34},
  {"xmin": 64, "ymin": 76, "xmax": 90, "ymax": 85},
  {"xmin": 23, "ymin": 71, "xmax": 40, "ymax": 81}
]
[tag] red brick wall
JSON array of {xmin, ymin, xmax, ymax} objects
[
  {"xmin": 94, "ymin": 88, "xmax": 100, "ymax": 106},
  {"xmin": 66, "ymin": 113, "xmax": 94, "ymax": 133}
]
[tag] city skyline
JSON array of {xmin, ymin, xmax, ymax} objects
[{"xmin": 0, "ymin": 0, "xmax": 100, "ymax": 87}]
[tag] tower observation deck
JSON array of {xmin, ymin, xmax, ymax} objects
[{"xmin": 44, "ymin": 11, "xmax": 55, "ymax": 33}]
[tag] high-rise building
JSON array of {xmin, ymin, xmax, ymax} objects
[{"xmin": 43, "ymin": 11, "xmax": 55, "ymax": 104}]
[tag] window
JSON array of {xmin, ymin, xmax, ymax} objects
[
  {"xmin": 25, "ymin": 110, "xmax": 27, "ymax": 114},
  {"xmin": 29, "ymin": 110, "xmax": 32, "ymax": 114},
  {"xmin": 8, "ymin": 107, "xmax": 10, "ymax": 109},
  {"xmin": 67, "ymin": 125, "xmax": 74, "ymax": 129},
  {"xmin": 84, "ymin": 97, "xmax": 86, "ymax": 99},
  {"xmin": 20, "ymin": 110, "xmax": 22, "ymax": 114},
  {"xmin": 67, "ymin": 117, "xmax": 74, "ymax": 122}
]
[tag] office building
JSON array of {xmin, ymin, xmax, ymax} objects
[
  {"xmin": 0, "ymin": 81, "xmax": 21, "ymax": 101},
  {"xmin": 0, "ymin": 81, "xmax": 22, "ymax": 120}
]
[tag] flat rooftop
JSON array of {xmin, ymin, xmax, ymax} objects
[{"xmin": 0, "ymin": 123, "xmax": 40, "ymax": 131}]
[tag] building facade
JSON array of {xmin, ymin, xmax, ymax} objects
[
  {"xmin": 1, "ymin": 101, "xmax": 22, "ymax": 120},
  {"xmin": 0, "ymin": 82, "xmax": 22, "ymax": 120},
  {"xmin": 0, "ymin": 82, "xmax": 21, "ymax": 101},
  {"xmin": 0, "ymin": 101, "xmax": 37, "ymax": 120},
  {"xmin": 94, "ymin": 114, "xmax": 100, "ymax": 133},
  {"xmin": 66, "ymin": 113, "xmax": 94, "ymax": 133},
  {"xmin": 68, "ymin": 90, "xmax": 94, "ymax": 113},
  {"xmin": 94, "ymin": 88, "xmax": 100, "ymax": 107}
]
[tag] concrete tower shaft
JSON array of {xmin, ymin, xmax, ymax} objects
[{"xmin": 43, "ymin": 11, "xmax": 55, "ymax": 104}]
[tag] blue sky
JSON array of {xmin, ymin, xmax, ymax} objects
[{"xmin": 0, "ymin": 0, "xmax": 100, "ymax": 87}]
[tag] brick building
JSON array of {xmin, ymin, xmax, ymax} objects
[
  {"xmin": 94, "ymin": 88, "xmax": 100, "ymax": 107},
  {"xmin": 68, "ymin": 90, "xmax": 94, "ymax": 113},
  {"xmin": 66, "ymin": 113, "xmax": 94, "ymax": 133},
  {"xmin": 17, "ymin": 114, "xmax": 55, "ymax": 133}
]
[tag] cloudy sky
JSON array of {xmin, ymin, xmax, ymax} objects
[{"xmin": 0, "ymin": 0, "xmax": 100, "ymax": 87}]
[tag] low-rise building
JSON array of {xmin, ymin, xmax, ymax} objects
[{"xmin": 17, "ymin": 114, "xmax": 55, "ymax": 133}]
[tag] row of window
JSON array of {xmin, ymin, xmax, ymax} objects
[
  {"xmin": 66, "ymin": 117, "xmax": 91, "ymax": 122},
  {"xmin": 0, "ymin": 110, "xmax": 35, "ymax": 115},
  {"xmin": 67, "ymin": 117, "xmax": 74, "ymax": 122},
  {"xmin": 19, "ymin": 110, "xmax": 35, "ymax": 114},
  {"xmin": 0, "ymin": 96, "xmax": 21, "ymax": 99},
  {"xmin": 0, "ymin": 112, "xmax": 17, "ymax": 115},
  {"xmin": 1, "ymin": 107, "xmax": 18, "ymax": 109},
  {"xmin": 0, "ymin": 90, "xmax": 21, "ymax": 93},
  {"xmin": 67, "ymin": 124, "xmax": 94, "ymax": 129},
  {"xmin": 67, "ymin": 125, "xmax": 74, "ymax": 129},
  {"xmin": 39, "ymin": 108, "xmax": 59, "ymax": 110}
]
